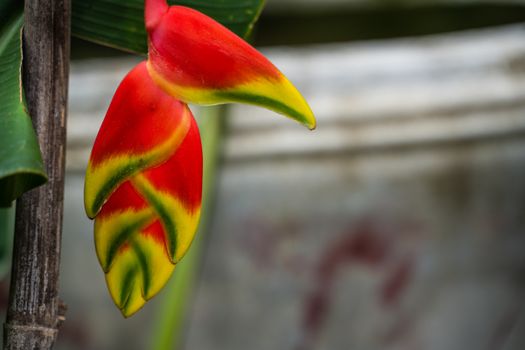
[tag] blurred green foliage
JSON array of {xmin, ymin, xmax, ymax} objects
[
  {"xmin": 72, "ymin": 0, "xmax": 266, "ymax": 54},
  {"xmin": 256, "ymin": 3, "xmax": 525, "ymax": 45}
]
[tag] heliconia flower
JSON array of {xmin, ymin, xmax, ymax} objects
[
  {"xmin": 85, "ymin": 0, "xmax": 316, "ymax": 317},
  {"xmin": 85, "ymin": 63, "xmax": 202, "ymax": 316}
]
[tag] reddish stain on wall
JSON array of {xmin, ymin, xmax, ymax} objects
[{"xmin": 300, "ymin": 219, "xmax": 416, "ymax": 349}]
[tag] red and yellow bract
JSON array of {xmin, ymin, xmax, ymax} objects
[{"xmin": 85, "ymin": 0, "xmax": 316, "ymax": 317}]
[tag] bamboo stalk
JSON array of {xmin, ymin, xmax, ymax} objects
[{"xmin": 3, "ymin": 0, "xmax": 71, "ymax": 349}]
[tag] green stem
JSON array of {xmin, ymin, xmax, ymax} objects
[
  {"xmin": 0, "ymin": 205, "xmax": 14, "ymax": 279},
  {"xmin": 150, "ymin": 106, "xmax": 224, "ymax": 350}
]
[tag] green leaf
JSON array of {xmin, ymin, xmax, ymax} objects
[
  {"xmin": 72, "ymin": 0, "xmax": 266, "ymax": 54},
  {"xmin": 0, "ymin": 9, "xmax": 47, "ymax": 207}
]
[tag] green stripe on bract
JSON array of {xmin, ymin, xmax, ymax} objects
[
  {"xmin": 120, "ymin": 265, "xmax": 139, "ymax": 310},
  {"xmin": 90, "ymin": 160, "xmax": 148, "ymax": 218},
  {"xmin": 103, "ymin": 213, "xmax": 155, "ymax": 272},
  {"xmin": 214, "ymin": 91, "xmax": 312, "ymax": 128},
  {"xmin": 131, "ymin": 177, "xmax": 178, "ymax": 262},
  {"xmin": 130, "ymin": 239, "xmax": 153, "ymax": 298}
]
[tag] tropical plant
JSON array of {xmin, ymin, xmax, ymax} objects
[
  {"xmin": 85, "ymin": 0, "xmax": 315, "ymax": 318},
  {"xmin": 0, "ymin": 0, "xmax": 315, "ymax": 347}
]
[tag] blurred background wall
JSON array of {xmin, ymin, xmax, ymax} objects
[{"xmin": 6, "ymin": 0, "xmax": 525, "ymax": 349}]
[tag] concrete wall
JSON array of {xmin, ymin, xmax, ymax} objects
[
  {"xmin": 58, "ymin": 24, "xmax": 525, "ymax": 350},
  {"xmin": 184, "ymin": 25, "xmax": 525, "ymax": 350}
]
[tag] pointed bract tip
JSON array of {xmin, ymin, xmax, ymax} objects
[{"xmin": 307, "ymin": 119, "xmax": 317, "ymax": 131}]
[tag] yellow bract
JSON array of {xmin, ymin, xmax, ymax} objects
[
  {"xmin": 105, "ymin": 233, "xmax": 176, "ymax": 317},
  {"xmin": 95, "ymin": 175, "xmax": 201, "ymax": 317},
  {"xmin": 94, "ymin": 208, "xmax": 156, "ymax": 272},
  {"xmin": 132, "ymin": 174, "xmax": 201, "ymax": 263}
]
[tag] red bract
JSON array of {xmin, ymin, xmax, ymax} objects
[
  {"xmin": 146, "ymin": 2, "xmax": 316, "ymax": 129},
  {"xmin": 85, "ymin": 0, "xmax": 316, "ymax": 317}
]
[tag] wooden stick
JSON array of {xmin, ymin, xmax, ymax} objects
[{"xmin": 4, "ymin": 0, "xmax": 70, "ymax": 348}]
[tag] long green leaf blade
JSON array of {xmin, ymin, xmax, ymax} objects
[
  {"xmin": 72, "ymin": 0, "xmax": 266, "ymax": 54},
  {"xmin": 0, "ymin": 9, "xmax": 47, "ymax": 207}
]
